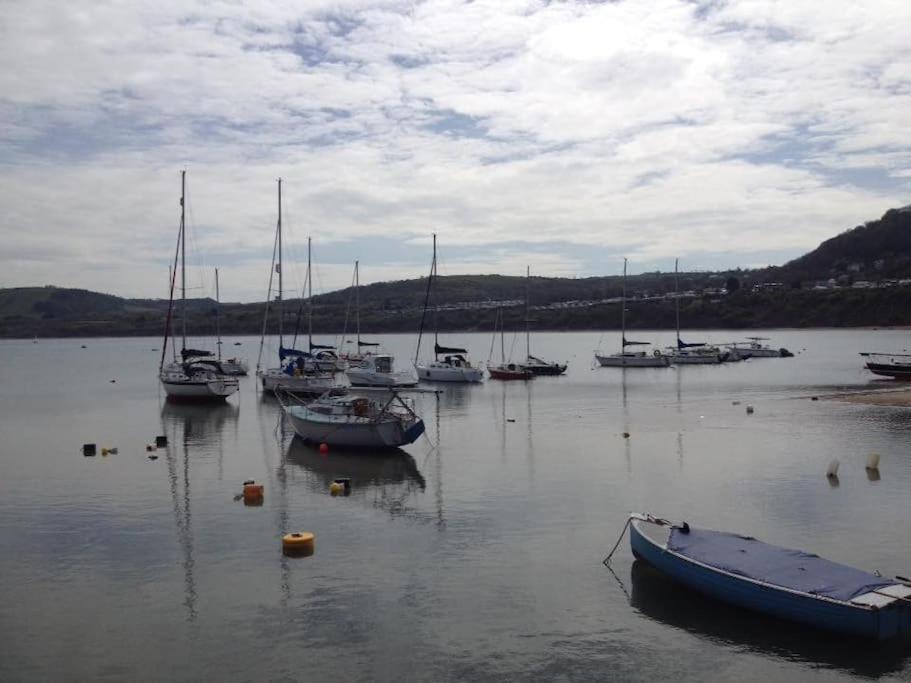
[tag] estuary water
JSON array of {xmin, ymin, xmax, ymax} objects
[{"xmin": 1, "ymin": 329, "xmax": 910, "ymax": 681}]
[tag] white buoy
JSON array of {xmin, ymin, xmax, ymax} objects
[
  {"xmin": 745, "ymin": 405, "xmax": 754, "ymax": 414},
  {"xmin": 866, "ymin": 453, "xmax": 880, "ymax": 471},
  {"xmin": 826, "ymin": 459, "xmax": 840, "ymax": 477}
]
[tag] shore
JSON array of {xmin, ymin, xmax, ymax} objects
[{"xmin": 827, "ymin": 386, "xmax": 911, "ymax": 406}]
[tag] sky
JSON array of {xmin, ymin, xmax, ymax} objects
[{"xmin": 1, "ymin": 0, "xmax": 910, "ymax": 302}]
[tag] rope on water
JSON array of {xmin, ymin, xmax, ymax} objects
[{"xmin": 603, "ymin": 516, "xmax": 632, "ymax": 566}]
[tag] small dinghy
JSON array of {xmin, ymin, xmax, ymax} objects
[{"xmin": 620, "ymin": 513, "xmax": 911, "ymax": 640}]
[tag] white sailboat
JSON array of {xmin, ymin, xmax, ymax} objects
[
  {"xmin": 339, "ymin": 260, "xmax": 381, "ymax": 366},
  {"xmin": 255, "ymin": 179, "xmax": 335, "ymax": 395},
  {"xmin": 280, "ymin": 389, "xmax": 425, "ymax": 449},
  {"xmin": 727, "ymin": 336, "xmax": 793, "ymax": 358},
  {"xmin": 415, "ymin": 234, "xmax": 484, "ymax": 383},
  {"xmin": 159, "ymin": 171, "xmax": 239, "ymax": 401},
  {"xmin": 666, "ymin": 258, "xmax": 724, "ymax": 365},
  {"xmin": 487, "ymin": 308, "xmax": 533, "ymax": 380},
  {"xmin": 595, "ymin": 258, "xmax": 669, "ymax": 368}
]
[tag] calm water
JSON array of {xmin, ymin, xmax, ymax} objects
[{"xmin": 2, "ymin": 329, "xmax": 911, "ymax": 681}]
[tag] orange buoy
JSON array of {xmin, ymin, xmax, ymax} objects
[
  {"xmin": 282, "ymin": 532, "xmax": 315, "ymax": 556},
  {"xmin": 319, "ymin": 442, "xmax": 329, "ymax": 454},
  {"xmin": 243, "ymin": 483, "xmax": 264, "ymax": 504}
]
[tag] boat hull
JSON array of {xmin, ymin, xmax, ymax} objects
[
  {"xmin": 525, "ymin": 361, "xmax": 568, "ymax": 375},
  {"xmin": 285, "ymin": 408, "xmax": 425, "ymax": 448},
  {"xmin": 260, "ymin": 370, "xmax": 336, "ymax": 395},
  {"xmin": 629, "ymin": 519, "xmax": 905, "ymax": 639},
  {"xmin": 596, "ymin": 354, "xmax": 669, "ymax": 368},
  {"xmin": 346, "ymin": 369, "xmax": 418, "ymax": 387},
  {"xmin": 670, "ymin": 353, "xmax": 723, "ymax": 365},
  {"xmin": 160, "ymin": 377, "xmax": 238, "ymax": 400},
  {"xmin": 416, "ymin": 363, "xmax": 484, "ymax": 383},
  {"xmin": 865, "ymin": 363, "xmax": 911, "ymax": 380},
  {"xmin": 488, "ymin": 366, "xmax": 532, "ymax": 380}
]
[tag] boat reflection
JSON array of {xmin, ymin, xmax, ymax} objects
[
  {"xmin": 286, "ymin": 438, "xmax": 427, "ymax": 518},
  {"xmin": 629, "ymin": 560, "xmax": 909, "ymax": 677},
  {"xmin": 160, "ymin": 400, "xmax": 239, "ymax": 446}
]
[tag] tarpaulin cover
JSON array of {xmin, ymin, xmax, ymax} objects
[{"xmin": 668, "ymin": 527, "xmax": 895, "ymax": 602}]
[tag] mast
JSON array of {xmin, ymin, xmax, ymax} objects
[
  {"xmin": 355, "ymin": 260, "xmax": 360, "ymax": 349},
  {"xmin": 675, "ymin": 258, "xmax": 681, "ymax": 347},
  {"xmin": 180, "ymin": 170, "xmax": 187, "ymax": 353},
  {"xmin": 525, "ymin": 265, "xmax": 530, "ymax": 361},
  {"xmin": 620, "ymin": 258, "xmax": 627, "ymax": 353},
  {"xmin": 413, "ymin": 232, "xmax": 436, "ymax": 366},
  {"xmin": 277, "ymin": 178, "xmax": 283, "ymax": 349},
  {"xmin": 307, "ymin": 236, "xmax": 313, "ymax": 352},
  {"xmin": 431, "ymin": 234, "xmax": 438, "ymax": 358},
  {"xmin": 500, "ymin": 306, "xmax": 506, "ymax": 365},
  {"xmin": 215, "ymin": 268, "xmax": 221, "ymax": 360}
]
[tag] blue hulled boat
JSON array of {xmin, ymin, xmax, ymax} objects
[{"xmin": 628, "ymin": 513, "xmax": 911, "ymax": 640}]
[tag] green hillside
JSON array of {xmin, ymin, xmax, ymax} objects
[{"xmin": 3, "ymin": 204, "xmax": 911, "ymax": 338}]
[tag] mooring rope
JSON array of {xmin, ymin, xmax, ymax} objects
[{"xmin": 603, "ymin": 515, "xmax": 633, "ymax": 566}]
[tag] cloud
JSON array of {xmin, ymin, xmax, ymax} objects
[{"xmin": 1, "ymin": 0, "xmax": 909, "ymax": 301}]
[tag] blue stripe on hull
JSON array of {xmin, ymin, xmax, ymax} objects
[{"xmin": 630, "ymin": 522, "xmax": 902, "ymax": 640}]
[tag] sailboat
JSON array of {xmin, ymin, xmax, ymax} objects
[
  {"xmin": 666, "ymin": 258, "xmax": 725, "ymax": 365},
  {"xmin": 595, "ymin": 259, "xmax": 669, "ymax": 368},
  {"xmin": 299, "ymin": 237, "xmax": 343, "ymax": 373},
  {"xmin": 255, "ymin": 179, "xmax": 335, "ymax": 395},
  {"xmin": 213, "ymin": 268, "xmax": 248, "ymax": 376},
  {"xmin": 521, "ymin": 266, "xmax": 568, "ymax": 375},
  {"xmin": 487, "ymin": 308, "xmax": 533, "ymax": 380},
  {"xmin": 415, "ymin": 235, "xmax": 484, "ymax": 382},
  {"xmin": 159, "ymin": 171, "xmax": 240, "ymax": 400},
  {"xmin": 344, "ymin": 257, "xmax": 417, "ymax": 388},
  {"xmin": 339, "ymin": 260, "xmax": 381, "ymax": 366}
]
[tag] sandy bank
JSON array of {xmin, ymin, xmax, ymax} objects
[{"xmin": 827, "ymin": 387, "xmax": 911, "ymax": 406}]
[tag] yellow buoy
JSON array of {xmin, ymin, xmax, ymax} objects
[
  {"xmin": 282, "ymin": 532, "xmax": 315, "ymax": 556},
  {"xmin": 329, "ymin": 482, "xmax": 343, "ymax": 496}
]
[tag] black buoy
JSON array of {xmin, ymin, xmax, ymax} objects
[
  {"xmin": 83, "ymin": 443, "xmax": 97, "ymax": 457},
  {"xmin": 155, "ymin": 435, "xmax": 168, "ymax": 448}
]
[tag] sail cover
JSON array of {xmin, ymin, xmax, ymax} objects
[
  {"xmin": 279, "ymin": 346, "xmax": 309, "ymax": 360},
  {"xmin": 435, "ymin": 342, "xmax": 467, "ymax": 355},
  {"xmin": 677, "ymin": 338, "xmax": 705, "ymax": 349},
  {"xmin": 668, "ymin": 527, "xmax": 896, "ymax": 602},
  {"xmin": 358, "ymin": 340, "xmax": 380, "ymax": 347},
  {"xmin": 309, "ymin": 342, "xmax": 335, "ymax": 350},
  {"xmin": 622, "ymin": 337, "xmax": 650, "ymax": 347},
  {"xmin": 181, "ymin": 348, "xmax": 214, "ymax": 359}
]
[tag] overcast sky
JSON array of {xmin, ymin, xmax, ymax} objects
[{"xmin": 2, "ymin": 0, "xmax": 909, "ymax": 301}]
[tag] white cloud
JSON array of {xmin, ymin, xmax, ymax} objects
[{"xmin": 0, "ymin": 0, "xmax": 909, "ymax": 301}]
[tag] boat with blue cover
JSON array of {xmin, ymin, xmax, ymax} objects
[{"xmin": 626, "ymin": 513, "xmax": 911, "ymax": 639}]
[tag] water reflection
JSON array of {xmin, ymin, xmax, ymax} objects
[
  {"xmin": 160, "ymin": 401, "xmax": 240, "ymax": 446},
  {"xmin": 286, "ymin": 438, "xmax": 427, "ymax": 519},
  {"xmin": 629, "ymin": 560, "xmax": 909, "ymax": 677}
]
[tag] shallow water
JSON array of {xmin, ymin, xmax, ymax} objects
[{"xmin": 1, "ymin": 329, "xmax": 910, "ymax": 681}]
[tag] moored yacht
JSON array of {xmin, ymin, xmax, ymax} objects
[
  {"xmin": 415, "ymin": 235, "xmax": 484, "ymax": 383},
  {"xmin": 346, "ymin": 353, "xmax": 419, "ymax": 388},
  {"xmin": 595, "ymin": 258, "xmax": 669, "ymax": 368},
  {"xmin": 158, "ymin": 171, "xmax": 239, "ymax": 401}
]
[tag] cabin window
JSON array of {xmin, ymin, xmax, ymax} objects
[{"xmin": 375, "ymin": 357, "xmax": 392, "ymax": 373}]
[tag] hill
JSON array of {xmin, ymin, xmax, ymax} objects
[{"xmin": 2, "ymin": 205, "xmax": 911, "ymax": 338}]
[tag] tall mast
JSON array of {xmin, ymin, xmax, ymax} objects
[
  {"xmin": 675, "ymin": 258, "xmax": 681, "ymax": 346},
  {"xmin": 620, "ymin": 258, "xmax": 627, "ymax": 353},
  {"xmin": 355, "ymin": 260, "xmax": 360, "ymax": 349},
  {"xmin": 307, "ymin": 236, "xmax": 313, "ymax": 352},
  {"xmin": 525, "ymin": 265, "xmax": 530, "ymax": 361},
  {"xmin": 500, "ymin": 307, "xmax": 506, "ymax": 365},
  {"xmin": 180, "ymin": 169, "xmax": 187, "ymax": 353},
  {"xmin": 277, "ymin": 178, "xmax": 283, "ymax": 349},
  {"xmin": 432, "ymin": 234, "xmax": 438, "ymax": 357},
  {"xmin": 215, "ymin": 268, "xmax": 221, "ymax": 360}
]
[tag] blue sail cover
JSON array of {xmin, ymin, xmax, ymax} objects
[
  {"xmin": 668, "ymin": 527, "xmax": 895, "ymax": 602},
  {"xmin": 279, "ymin": 346, "xmax": 309, "ymax": 360}
]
